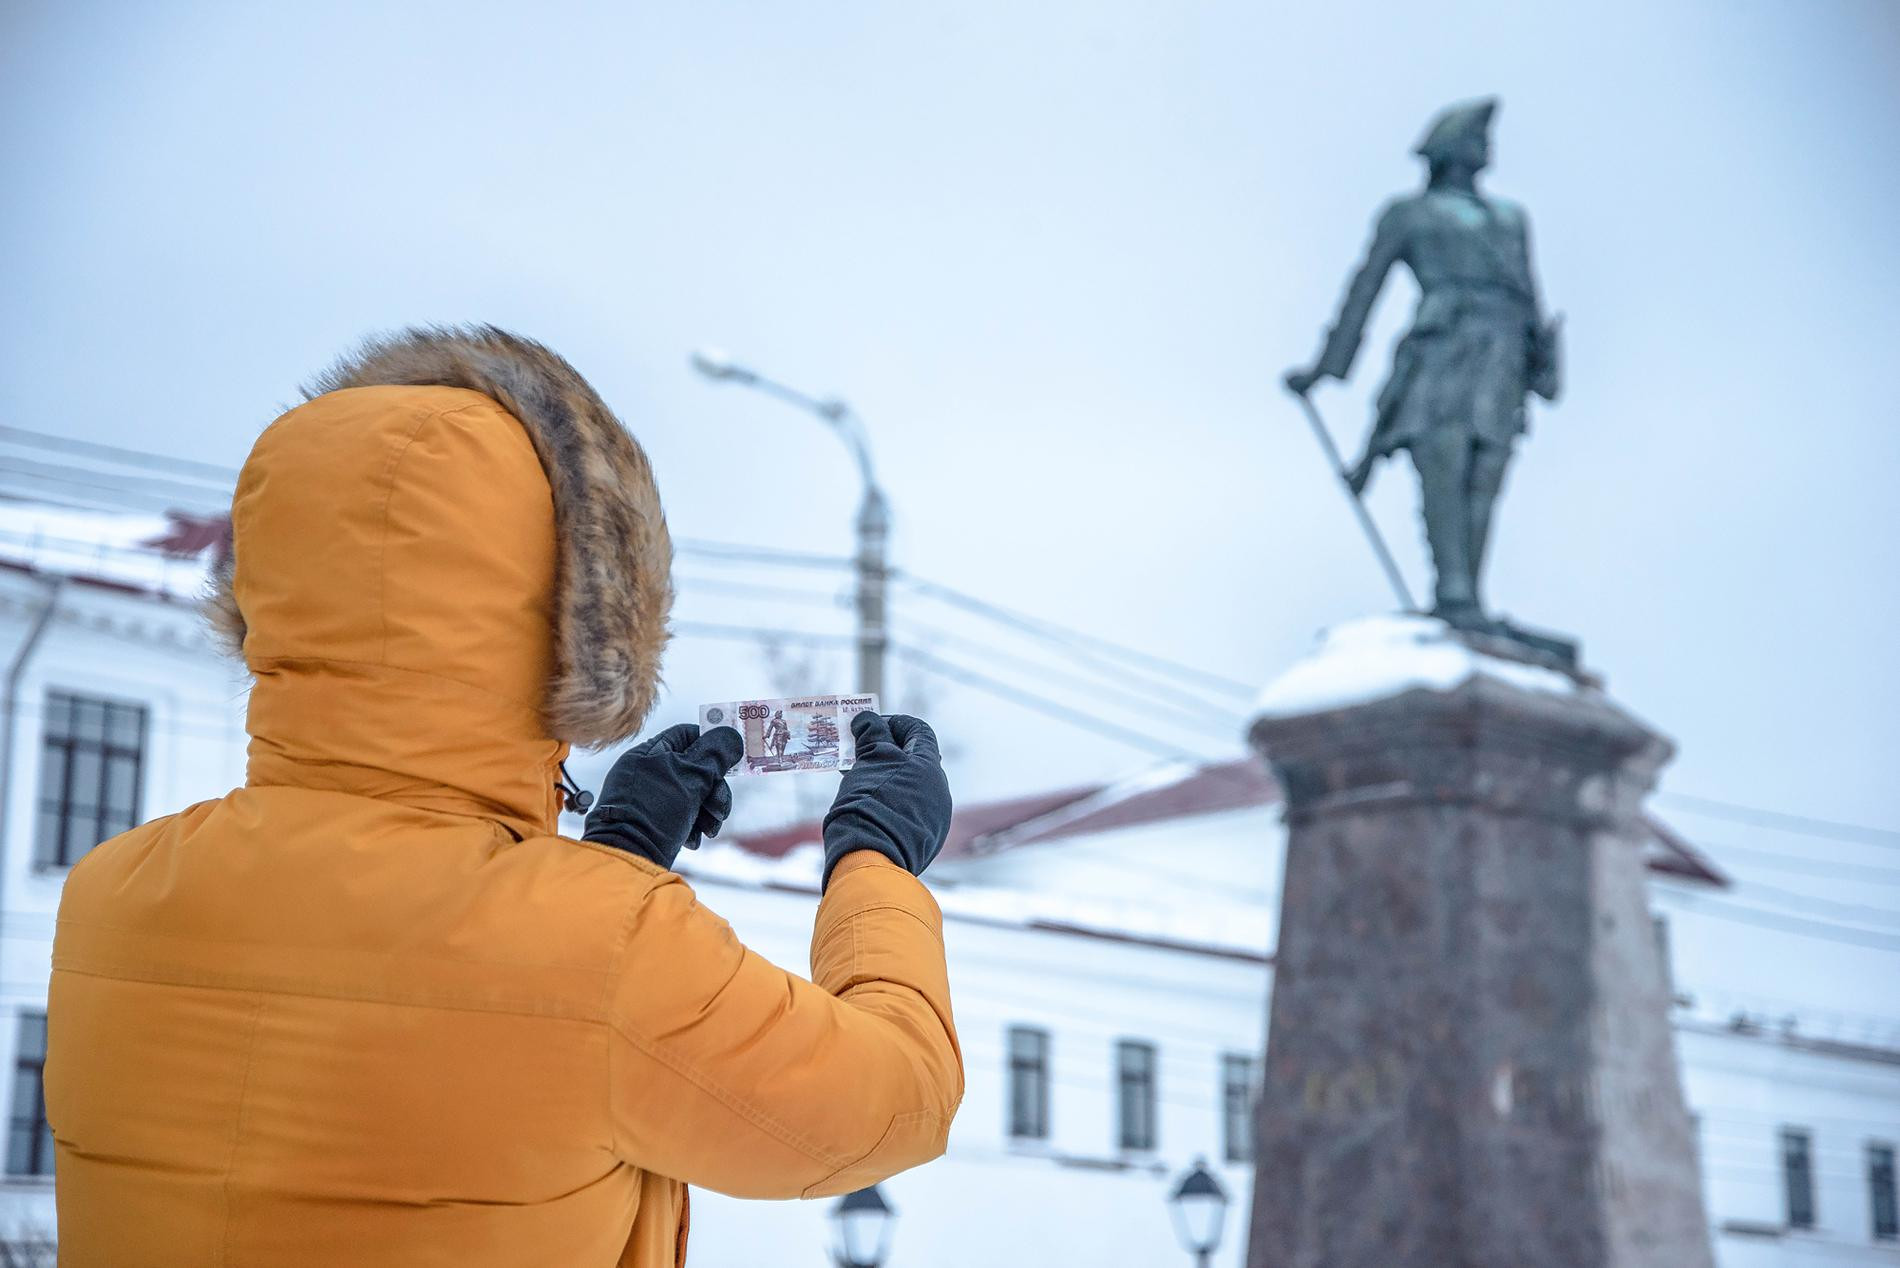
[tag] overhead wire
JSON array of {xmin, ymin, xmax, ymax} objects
[
  {"xmin": 1729, "ymin": 879, "xmax": 1900, "ymax": 928},
  {"xmin": 674, "ymin": 537, "xmax": 852, "ymax": 571},
  {"xmin": 0, "ymin": 423, "xmax": 241, "ymax": 482},
  {"xmin": 0, "ymin": 455, "xmax": 232, "ymax": 510},
  {"xmin": 1657, "ymin": 790, "xmax": 1900, "ymax": 850},
  {"xmin": 894, "ymin": 569, "xmax": 1256, "ymax": 701},
  {"xmin": 670, "ymin": 620, "xmax": 856, "ymax": 650},
  {"xmin": 1705, "ymin": 841, "xmax": 1900, "ymax": 887},
  {"xmin": 674, "ymin": 574, "xmax": 851, "ymax": 609},
  {"xmin": 895, "ymin": 645, "xmax": 1221, "ymax": 764},
  {"xmin": 675, "ymin": 538, "xmax": 1253, "ymax": 727},
  {"xmin": 1674, "ymin": 895, "xmax": 1900, "ymax": 953},
  {"xmin": 0, "ymin": 469, "xmax": 221, "ymax": 517},
  {"xmin": 893, "ymin": 618, "xmax": 1247, "ymax": 734}
]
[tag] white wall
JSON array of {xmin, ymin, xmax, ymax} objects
[
  {"xmin": 0, "ymin": 570, "xmax": 246, "ymax": 1239},
  {"xmin": 678, "ymin": 875, "xmax": 1269, "ymax": 1268},
  {"xmin": 1681, "ymin": 1021, "xmax": 1900, "ymax": 1266}
]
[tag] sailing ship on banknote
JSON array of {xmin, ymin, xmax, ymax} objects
[{"xmin": 700, "ymin": 693, "xmax": 879, "ymax": 776}]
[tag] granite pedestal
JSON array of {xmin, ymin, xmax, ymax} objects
[{"xmin": 1243, "ymin": 617, "xmax": 1712, "ymax": 1268}]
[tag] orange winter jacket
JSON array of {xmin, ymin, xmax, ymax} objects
[{"xmin": 47, "ymin": 330, "xmax": 963, "ymax": 1266}]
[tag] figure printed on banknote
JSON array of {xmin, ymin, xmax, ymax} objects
[{"xmin": 699, "ymin": 693, "xmax": 879, "ymax": 776}]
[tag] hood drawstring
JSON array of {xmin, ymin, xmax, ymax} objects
[{"xmin": 556, "ymin": 762, "xmax": 595, "ymax": 816}]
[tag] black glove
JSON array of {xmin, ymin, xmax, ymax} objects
[
  {"xmin": 821, "ymin": 713, "xmax": 952, "ymax": 890},
  {"xmin": 582, "ymin": 723, "xmax": 744, "ymax": 870}
]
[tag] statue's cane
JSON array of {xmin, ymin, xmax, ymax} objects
[{"xmin": 1285, "ymin": 385, "xmax": 1419, "ymax": 612}]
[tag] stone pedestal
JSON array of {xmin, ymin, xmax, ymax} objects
[{"xmin": 1243, "ymin": 618, "xmax": 1713, "ymax": 1268}]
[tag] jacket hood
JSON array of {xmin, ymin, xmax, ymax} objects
[{"xmin": 207, "ymin": 326, "xmax": 672, "ymax": 833}]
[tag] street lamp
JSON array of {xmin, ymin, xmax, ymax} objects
[
  {"xmin": 1168, "ymin": 1158, "xmax": 1231, "ymax": 1267},
  {"xmin": 828, "ymin": 1184, "xmax": 896, "ymax": 1268},
  {"xmin": 690, "ymin": 348, "xmax": 890, "ymax": 698}
]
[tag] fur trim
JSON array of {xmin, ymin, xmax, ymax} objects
[
  {"xmin": 202, "ymin": 517, "xmax": 245, "ymax": 659},
  {"xmin": 208, "ymin": 325, "xmax": 672, "ymax": 747}
]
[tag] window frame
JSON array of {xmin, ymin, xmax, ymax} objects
[
  {"xmin": 1220, "ymin": 1051, "xmax": 1259, "ymax": 1164},
  {"xmin": 1005, "ymin": 1025, "xmax": 1050, "ymax": 1142},
  {"xmin": 1115, "ymin": 1039, "xmax": 1158, "ymax": 1153},
  {"xmin": 1870, "ymin": 1140, "xmax": 1898, "ymax": 1242},
  {"xmin": 1781, "ymin": 1126, "xmax": 1816, "ymax": 1231},
  {"xmin": 6, "ymin": 1012, "xmax": 52, "ymax": 1179},
  {"xmin": 33, "ymin": 689, "xmax": 148, "ymax": 869}
]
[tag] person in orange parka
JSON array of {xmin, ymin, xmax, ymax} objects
[{"xmin": 46, "ymin": 326, "xmax": 964, "ymax": 1266}]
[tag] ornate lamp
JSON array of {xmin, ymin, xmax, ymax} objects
[
  {"xmin": 829, "ymin": 1184, "xmax": 896, "ymax": 1268},
  {"xmin": 1168, "ymin": 1158, "xmax": 1230, "ymax": 1267}
]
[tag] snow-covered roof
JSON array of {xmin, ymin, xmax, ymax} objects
[
  {"xmin": 0, "ymin": 500, "xmax": 224, "ymax": 602},
  {"xmin": 676, "ymin": 834, "xmax": 1275, "ymax": 963},
  {"xmin": 728, "ymin": 757, "xmax": 1728, "ymax": 888}
]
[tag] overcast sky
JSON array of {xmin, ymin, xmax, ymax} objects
[{"xmin": 4, "ymin": 1, "xmax": 1898, "ymax": 988}]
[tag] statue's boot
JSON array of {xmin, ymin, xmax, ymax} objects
[{"xmin": 1433, "ymin": 598, "xmax": 1491, "ymax": 632}]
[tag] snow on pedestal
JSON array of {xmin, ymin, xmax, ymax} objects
[{"xmin": 1253, "ymin": 613, "xmax": 1578, "ymax": 721}]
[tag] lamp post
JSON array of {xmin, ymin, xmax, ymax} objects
[
  {"xmin": 691, "ymin": 349, "xmax": 889, "ymax": 699},
  {"xmin": 1167, "ymin": 1158, "xmax": 1231, "ymax": 1268},
  {"xmin": 828, "ymin": 1184, "xmax": 896, "ymax": 1268}
]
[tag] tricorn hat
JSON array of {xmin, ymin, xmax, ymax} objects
[{"xmin": 1414, "ymin": 97, "xmax": 1497, "ymax": 163}]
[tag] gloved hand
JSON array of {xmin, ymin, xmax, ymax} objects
[
  {"xmin": 821, "ymin": 713, "xmax": 952, "ymax": 890},
  {"xmin": 582, "ymin": 723, "xmax": 745, "ymax": 871}
]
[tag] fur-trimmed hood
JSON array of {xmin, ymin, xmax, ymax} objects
[{"xmin": 208, "ymin": 325, "xmax": 671, "ymax": 751}]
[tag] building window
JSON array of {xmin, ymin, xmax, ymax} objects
[
  {"xmin": 1871, "ymin": 1142, "xmax": 1898, "ymax": 1242},
  {"xmin": 1221, "ymin": 1053, "xmax": 1258, "ymax": 1163},
  {"xmin": 1781, "ymin": 1127, "xmax": 1815, "ymax": 1230},
  {"xmin": 1006, "ymin": 1026, "xmax": 1049, "ymax": 1140},
  {"xmin": 34, "ymin": 691, "xmax": 146, "ymax": 868},
  {"xmin": 7, "ymin": 1013, "xmax": 51, "ymax": 1177},
  {"xmin": 1116, "ymin": 1040, "xmax": 1157, "ymax": 1152}
]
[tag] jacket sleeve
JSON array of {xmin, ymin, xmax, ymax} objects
[
  {"xmin": 605, "ymin": 850, "xmax": 963, "ymax": 1199},
  {"xmin": 1315, "ymin": 199, "xmax": 1408, "ymax": 380}
]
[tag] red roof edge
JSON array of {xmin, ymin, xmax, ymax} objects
[{"xmin": 730, "ymin": 759, "xmax": 1731, "ymax": 890}]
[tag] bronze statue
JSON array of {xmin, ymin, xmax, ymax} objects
[{"xmin": 1287, "ymin": 97, "xmax": 1561, "ymax": 632}]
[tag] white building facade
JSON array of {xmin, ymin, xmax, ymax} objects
[{"xmin": 0, "ymin": 509, "xmax": 1893, "ymax": 1266}]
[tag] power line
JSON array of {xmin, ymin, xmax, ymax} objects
[
  {"xmin": 671, "ymin": 621, "xmax": 1225, "ymax": 762},
  {"xmin": 1734, "ymin": 879, "xmax": 1900, "ymax": 928},
  {"xmin": 895, "ymin": 619, "xmax": 1247, "ymax": 735},
  {"xmin": 671, "ymin": 620, "xmax": 856, "ymax": 649},
  {"xmin": 675, "ymin": 574, "xmax": 850, "ymax": 609},
  {"xmin": 1707, "ymin": 841, "xmax": 1900, "ymax": 887},
  {"xmin": 895, "ymin": 570, "xmax": 1256, "ymax": 701},
  {"xmin": 1691, "ymin": 1102, "xmax": 1900, "ymax": 1131},
  {"xmin": 675, "ymin": 537, "xmax": 853, "ymax": 571},
  {"xmin": 1685, "ymin": 895, "xmax": 1900, "ymax": 953},
  {"xmin": 0, "ymin": 423, "xmax": 241, "ymax": 482},
  {"xmin": 0, "ymin": 485, "xmax": 133, "ymax": 518},
  {"xmin": 0, "ymin": 467, "xmax": 223, "ymax": 516},
  {"xmin": 896, "ymin": 644, "xmax": 1220, "ymax": 765},
  {"xmin": 1657, "ymin": 790, "xmax": 1900, "ymax": 850},
  {"xmin": 0, "ymin": 455, "xmax": 232, "ymax": 509},
  {"xmin": 677, "ymin": 577, "xmax": 1250, "ymax": 738}
]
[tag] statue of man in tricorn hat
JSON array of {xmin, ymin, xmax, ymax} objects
[{"xmin": 1286, "ymin": 97, "xmax": 1562, "ymax": 632}]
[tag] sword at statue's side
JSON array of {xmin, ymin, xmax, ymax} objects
[{"xmin": 1282, "ymin": 381, "xmax": 1419, "ymax": 613}]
